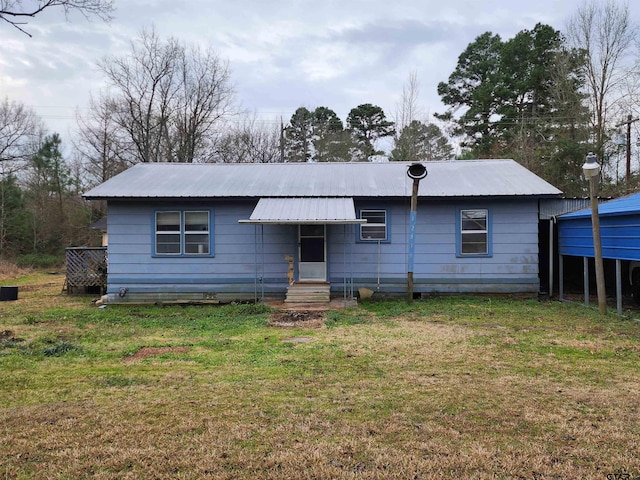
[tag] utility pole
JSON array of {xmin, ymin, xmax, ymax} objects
[
  {"xmin": 583, "ymin": 153, "xmax": 607, "ymax": 315},
  {"xmin": 279, "ymin": 117, "xmax": 285, "ymax": 163},
  {"xmin": 406, "ymin": 163, "xmax": 427, "ymax": 304},
  {"xmin": 615, "ymin": 114, "xmax": 639, "ymax": 192}
]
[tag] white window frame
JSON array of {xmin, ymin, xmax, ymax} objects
[
  {"xmin": 359, "ymin": 209, "xmax": 387, "ymax": 241},
  {"xmin": 459, "ymin": 209, "xmax": 488, "ymax": 255},
  {"xmin": 154, "ymin": 210, "xmax": 210, "ymax": 256},
  {"xmin": 184, "ymin": 211, "xmax": 210, "ymax": 255},
  {"xmin": 155, "ymin": 211, "xmax": 181, "ymax": 255}
]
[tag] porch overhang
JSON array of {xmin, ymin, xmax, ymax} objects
[{"xmin": 239, "ymin": 197, "xmax": 367, "ymax": 225}]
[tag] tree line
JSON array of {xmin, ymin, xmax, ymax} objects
[
  {"xmin": 1, "ymin": 0, "xmax": 639, "ymax": 262},
  {"xmin": 438, "ymin": 1, "xmax": 639, "ymax": 196}
]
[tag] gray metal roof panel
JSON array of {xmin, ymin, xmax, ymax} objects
[
  {"xmin": 83, "ymin": 160, "xmax": 562, "ymax": 199},
  {"xmin": 239, "ymin": 197, "xmax": 365, "ymax": 224},
  {"xmin": 539, "ymin": 198, "xmax": 594, "ymax": 219}
]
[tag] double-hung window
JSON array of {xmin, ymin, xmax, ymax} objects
[
  {"xmin": 360, "ymin": 210, "xmax": 387, "ymax": 241},
  {"xmin": 184, "ymin": 211, "xmax": 210, "ymax": 254},
  {"xmin": 156, "ymin": 211, "xmax": 181, "ymax": 254},
  {"xmin": 459, "ymin": 209, "xmax": 489, "ymax": 255},
  {"xmin": 155, "ymin": 210, "xmax": 210, "ymax": 256}
]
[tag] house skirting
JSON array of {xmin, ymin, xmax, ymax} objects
[{"xmin": 104, "ymin": 275, "xmax": 539, "ymax": 304}]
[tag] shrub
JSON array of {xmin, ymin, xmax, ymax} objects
[
  {"xmin": 42, "ymin": 341, "xmax": 80, "ymax": 357},
  {"xmin": 16, "ymin": 253, "xmax": 63, "ymax": 269},
  {"xmin": 0, "ymin": 259, "xmax": 30, "ymax": 280}
]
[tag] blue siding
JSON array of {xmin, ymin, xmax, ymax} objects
[
  {"xmin": 558, "ymin": 213, "xmax": 640, "ymax": 261},
  {"xmin": 106, "ymin": 197, "xmax": 542, "ymax": 302},
  {"xmin": 107, "ymin": 200, "xmax": 297, "ymax": 302},
  {"xmin": 330, "ymin": 199, "xmax": 540, "ymax": 293}
]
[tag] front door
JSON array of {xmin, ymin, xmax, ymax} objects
[{"xmin": 298, "ymin": 224, "xmax": 326, "ymax": 281}]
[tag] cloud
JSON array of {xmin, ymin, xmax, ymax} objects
[{"xmin": 2, "ymin": 0, "xmax": 636, "ymax": 150}]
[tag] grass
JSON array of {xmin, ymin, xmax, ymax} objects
[{"xmin": 1, "ymin": 275, "xmax": 640, "ymax": 479}]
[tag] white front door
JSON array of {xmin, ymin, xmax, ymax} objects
[{"xmin": 298, "ymin": 225, "xmax": 326, "ymax": 281}]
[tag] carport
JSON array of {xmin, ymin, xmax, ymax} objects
[{"xmin": 557, "ymin": 193, "xmax": 640, "ymax": 314}]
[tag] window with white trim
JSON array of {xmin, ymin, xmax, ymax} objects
[
  {"xmin": 360, "ymin": 210, "xmax": 387, "ymax": 241},
  {"xmin": 184, "ymin": 211, "xmax": 210, "ymax": 254},
  {"xmin": 460, "ymin": 209, "xmax": 488, "ymax": 255},
  {"xmin": 155, "ymin": 210, "xmax": 210, "ymax": 255},
  {"xmin": 156, "ymin": 211, "xmax": 181, "ymax": 254}
]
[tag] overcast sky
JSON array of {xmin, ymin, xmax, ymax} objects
[{"xmin": 1, "ymin": 0, "xmax": 639, "ymax": 151}]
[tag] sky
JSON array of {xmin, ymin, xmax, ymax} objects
[{"xmin": 1, "ymin": 0, "xmax": 639, "ymax": 154}]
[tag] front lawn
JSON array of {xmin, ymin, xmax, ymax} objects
[{"xmin": 1, "ymin": 273, "xmax": 639, "ymax": 479}]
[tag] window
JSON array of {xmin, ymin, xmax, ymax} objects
[
  {"xmin": 299, "ymin": 225, "xmax": 325, "ymax": 262},
  {"xmin": 155, "ymin": 210, "xmax": 210, "ymax": 255},
  {"xmin": 156, "ymin": 211, "xmax": 181, "ymax": 254},
  {"xmin": 459, "ymin": 209, "xmax": 489, "ymax": 255},
  {"xmin": 360, "ymin": 210, "xmax": 387, "ymax": 241},
  {"xmin": 184, "ymin": 211, "xmax": 210, "ymax": 254}
]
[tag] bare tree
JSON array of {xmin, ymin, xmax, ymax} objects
[
  {"xmin": 169, "ymin": 44, "xmax": 234, "ymax": 163},
  {"xmin": 98, "ymin": 27, "xmax": 235, "ymax": 164},
  {"xmin": 566, "ymin": 0, "xmax": 638, "ymax": 158},
  {"xmin": 99, "ymin": 28, "xmax": 180, "ymax": 164},
  {"xmin": 394, "ymin": 70, "xmax": 422, "ymax": 132},
  {"xmin": 75, "ymin": 92, "xmax": 130, "ymax": 186},
  {"xmin": 0, "ymin": 98, "xmax": 44, "ymax": 256},
  {"xmin": 392, "ymin": 72, "xmax": 455, "ymax": 161},
  {"xmin": 212, "ymin": 113, "xmax": 281, "ymax": 163},
  {"xmin": 0, "ymin": 97, "xmax": 44, "ymax": 168},
  {"xmin": 0, "ymin": 0, "xmax": 114, "ymax": 36}
]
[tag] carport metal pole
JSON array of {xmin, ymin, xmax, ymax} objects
[
  {"xmin": 616, "ymin": 259, "xmax": 622, "ymax": 314},
  {"xmin": 406, "ymin": 163, "xmax": 427, "ymax": 304},
  {"xmin": 583, "ymin": 257, "xmax": 590, "ymax": 307},
  {"xmin": 559, "ymin": 255, "xmax": 564, "ymax": 301}
]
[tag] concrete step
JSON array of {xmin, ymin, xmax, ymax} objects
[{"xmin": 285, "ymin": 283, "xmax": 330, "ymax": 304}]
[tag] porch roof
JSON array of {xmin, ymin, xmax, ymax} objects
[{"xmin": 238, "ymin": 197, "xmax": 367, "ymax": 224}]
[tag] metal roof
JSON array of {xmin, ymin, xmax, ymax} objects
[
  {"xmin": 239, "ymin": 197, "xmax": 366, "ymax": 224},
  {"xmin": 83, "ymin": 160, "xmax": 562, "ymax": 199},
  {"xmin": 559, "ymin": 192, "xmax": 640, "ymax": 219},
  {"xmin": 539, "ymin": 198, "xmax": 596, "ymax": 219},
  {"xmin": 89, "ymin": 217, "xmax": 108, "ymax": 230}
]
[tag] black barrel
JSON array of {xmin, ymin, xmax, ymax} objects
[{"xmin": 0, "ymin": 286, "xmax": 18, "ymax": 301}]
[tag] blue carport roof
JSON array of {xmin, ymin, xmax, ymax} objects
[{"xmin": 559, "ymin": 192, "xmax": 640, "ymax": 219}]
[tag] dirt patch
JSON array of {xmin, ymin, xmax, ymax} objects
[
  {"xmin": 123, "ymin": 346, "xmax": 190, "ymax": 363},
  {"xmin": 268, "ymin": 310, "xmax": 325, "ymax": 328},
  {"xmin": 281, "ymin": 336, "xmax": 314, "ymax": 343},
  {"xmin": 0, "ymin": 330, "xmax": 24, "ymax": 346}
]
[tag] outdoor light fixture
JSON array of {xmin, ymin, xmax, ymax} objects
[
  {"xmin": 582, "ymin": 152, "xmax": 599, "ymax": 177},
  {"xmin": 582, "ymin": 152, "xmax": 607, "ymax": 315},
  {"xmin": 407, "ymin": 163, "xmax": 427, "ymax": 303}
]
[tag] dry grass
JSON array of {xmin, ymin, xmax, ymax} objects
[
  {"xmin": 1, "ymin": 274, "xmax": 640, "ymax": 479},
  {"xmin": 0, "ymin": 260, "xmax": 30, "ymax": 282}
]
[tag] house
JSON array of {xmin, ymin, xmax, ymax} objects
[
  {"xmin": 90, "ymin": 217, "xmax": 108, "ymax": 246},
  {"xmin": 558, "ymin": 192, "xmax": 640, "ymax": 312},
  {"xmin": 83, "ymin": 160, "xmax": 561, "ymax": 304}
]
